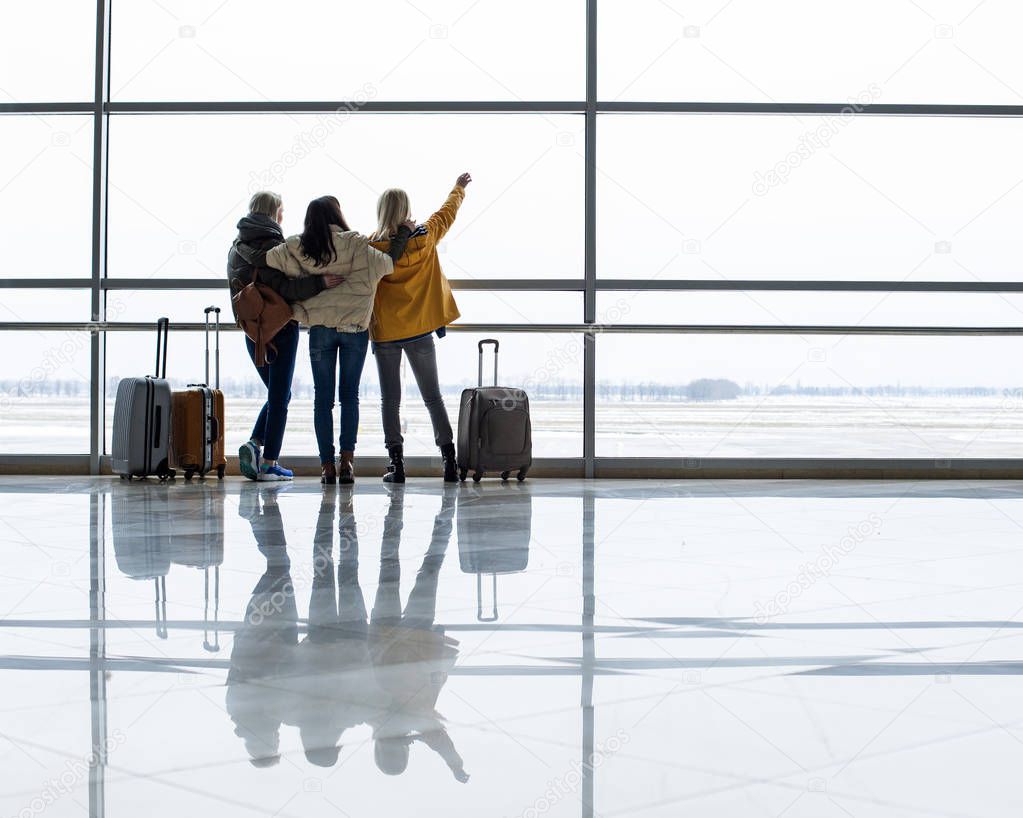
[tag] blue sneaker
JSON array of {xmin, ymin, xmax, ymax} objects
[
  {"xmin": 258, "ymin": 463, "xmax": 294, "ymax": 482},
  {"xmin": 239, "ymin": 440, "xmax": 261, "ymax": 481}
]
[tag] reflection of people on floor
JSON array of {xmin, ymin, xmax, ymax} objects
[
  {"xmin": 368, "ymin": 486, "xmax": 468, "ymax": 782},
  {"xmin": 290, "ymin": 489, "xmax": 374, "ymax": 767},
  {"xmin": 226, "ymin": 484, "xmax": 297, "ymax": 767}
]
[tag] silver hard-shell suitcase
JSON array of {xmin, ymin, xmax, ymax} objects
[
  {"xmin": 111, "ymin": 318, "xmax": 175, "ymax": 480},
  {"xmin": 456, "ymin": 339, "xmax": 532, "ymax": 483},
  {"xmin": 111, "ymin": 488, "xmax": 172, "ymax": 638}
]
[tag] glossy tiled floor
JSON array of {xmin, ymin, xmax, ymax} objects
[{"xmin": 2, "ymin": 477, "xmax": 1023, "ymax": 817}]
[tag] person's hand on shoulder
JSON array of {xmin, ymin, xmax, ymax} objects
[
  {"xmin": 455, "ymin": 172, "xmax": 471, "ymax": 189},
  {"xmin": 400, "ymin": 219, "xmax": 416, "ymax": 233},
  {"xmin": 322, "ymin": 274, "xmax": 344, "ymax": 289}
]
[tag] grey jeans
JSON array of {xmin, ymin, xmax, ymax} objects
[{"xmin": 374, "ymin": 334, "xmax": 454, "ymax": 449}]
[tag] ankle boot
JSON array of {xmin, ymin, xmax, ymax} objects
[
  {"xmin": 337, "ymin": 450, "xmax": 355, "ymax": 485},
  {"xmin": 440, "ymin": 442, "xmax": 457, "ymax": 483},
  {"xmin": 383, "ymin": 444, "xmax": 406, "ymax": 484},
  {"xmin": 321, "ymin": 461, "xmax": 337, "ymax": 485}
]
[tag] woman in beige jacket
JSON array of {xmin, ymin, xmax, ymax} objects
[{"xmin": 265, "ymin": 196, "xmax": 411, "ymax": 484}]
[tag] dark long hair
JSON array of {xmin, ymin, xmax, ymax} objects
[{"xmin": 299, "ymin": 196, "xmax": 350, "ymax": 267}]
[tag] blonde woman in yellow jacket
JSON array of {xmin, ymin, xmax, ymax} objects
[{"xmin": 369, "ymin": 172, "xmax": 470, "ymax": 484}]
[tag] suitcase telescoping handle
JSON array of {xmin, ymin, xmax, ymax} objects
[
  {"xmin": 204, "ymin": 307, "xmax": 221, "ymax": 389},
  {"xmin": 155, "ymin": 317, "xmax": 169, "ymax": 379},
  {"xmin": 203, "ymin": 566, "xmax": 220, "ymax": 653},
  {"xmin": 477, "ymin": 573, "xmax": 498, "ymax": 622},
  {"xmin": 477, "ymin": 338, "xmax": 499, "ymax": 387}
]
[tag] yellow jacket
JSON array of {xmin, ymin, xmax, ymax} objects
[{"xmin": 370, "ymin": 186, "xmax": 463, "ymax": 342}]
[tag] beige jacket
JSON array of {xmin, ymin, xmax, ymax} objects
[{"xmin": 265, "ymin": 228, "xmax": 393, "ymax": 332}]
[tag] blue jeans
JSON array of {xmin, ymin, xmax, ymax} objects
[
  {"xmin": 309, "ymin": 326, "xmax": 369, "ymax": 463},
  {"xmin": 245, "ymin": 321, "xmax": 299, "ymax": 461}
]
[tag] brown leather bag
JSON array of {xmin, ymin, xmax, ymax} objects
[{"xmin": 232, "ymin": 267, "xmax": 294, "ymax": 367}]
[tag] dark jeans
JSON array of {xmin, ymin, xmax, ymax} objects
[
  {"xmin": 309, "ymin": 326, "xmax": 369, "ymax": 463},
  {"xmin": 245, "ymin": 321, "xmax": 299, "ymax": 461},
  {"xmin": 373, "ymin": 334, "xmax": 453, "ymax": 449}
]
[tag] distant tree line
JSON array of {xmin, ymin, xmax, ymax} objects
[{"xmin": 0, "ymin": 378, "xmax": 1017, "ymax": 403}]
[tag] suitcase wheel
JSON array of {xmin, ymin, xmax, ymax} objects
[
  {"xmin": 517, "ymin": 468, "xmax": 528, "ymax": 482},
  {"xmin": 458, "ymin": 468, "xmax": 467, "ymax": 482},
  {"xmin": 500, "ymin": 471, "xmax": 510, "ymax": 481},
  {"xmin": 184, "ymin": 469, "xmax": 196, "ymax": 481},
  {"xmin": 217, "ymin": 464, "xmax": 226, "ymax": 480},
  {"xmin": 473, "ymin": 471, "xmax": 483, "ymax": 483}
]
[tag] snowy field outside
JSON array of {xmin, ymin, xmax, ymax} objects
[{"xmin": 1, "ymin": 395, "xmax": 1020, "ymax": 459}]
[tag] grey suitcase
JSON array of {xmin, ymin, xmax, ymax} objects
[
  {"xmin": 456, "ymin": 339, "xmax": 532, "ymax": 483},
  {"xmin": 111, "ymin": 489, "xmax": 172, "ymax": 638},
  {"xmin": 111, "ymin": 318, "xmax": 175, "ymax": 480}
]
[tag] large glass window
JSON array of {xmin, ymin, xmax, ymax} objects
[
  {"xmin": 597, "ymin": 115, "xmax": 1023, "ymax": 281},
  {"xmin": 0, "ymin": 116, "xmax": 93, "ymax": 279},
  {"xmin": 599, "ymin": 0, "xmax": 1023, "ymax": 104},
  {"xmin": 106, "ymin": 329, "xmax": 583, "ymax": 458},
  {"xmin": 0, "ymin": 332, "xmax": 91, "ymax": 454},
  {"xmin": 0, "ymin": 1, "xmax": 95, "ymax": 101},
  {"xmin": 4, "ymin": 2, "xmax": 1021, "ymax": 469},
  {"xmin": 107, "ymin": 115, "xmax": 583, "ymax": 281},
  {"xmin": 111, "ymin": 0, "xmax": 583, "ymax": 102},
  {"xmin": 596, "ymin": 333, "xmax": 1023, "ymax": 458}
]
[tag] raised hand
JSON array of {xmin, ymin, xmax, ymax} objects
[{"xmin": 456, "ymin": 172, "xmax": 472, "ymax": 188}]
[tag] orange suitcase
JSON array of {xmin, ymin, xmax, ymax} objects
[{"xmin": 171, "ymin": 307, "xmax": 227, "ymax": 480}]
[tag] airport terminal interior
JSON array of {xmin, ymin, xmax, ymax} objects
[{"xmin": 3, "ymin": 2, "xmax": 1023, "ymax": 816}]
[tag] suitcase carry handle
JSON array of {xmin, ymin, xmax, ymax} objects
[
  {"xmin": 477, "ymin": 338, "xmax": 499, "ymax": 387},
  {"xmin": 209, "ymin": 414, "xmax": 220, "ymax": 443},
  {"xmin": 204, "ymin": 307, "xmax": 221, "ymax": 389},
  {"xmin": 476, "ymin": 573, "xmax": 498, "ymax": 622},
  {"xmin": 155, "ymin": 317, "xmax": 169, "ymax": 379}
]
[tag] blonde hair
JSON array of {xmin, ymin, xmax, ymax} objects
[
  {"xmin": 249, "ymin": 190, "xmax": 283, "ymax": 220},
  {"xmin": 371, "ymin": 188, "xmax": 410, "ymax": 240}
]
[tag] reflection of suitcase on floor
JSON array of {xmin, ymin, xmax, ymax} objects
[
  {"xmin": 171, "ymin": 307, "xmax": 226, "ymax": 480},
  {"xmin": 457, "ymin": 488, "xmax": 531, "ymax": 621},
  {"xmin": 111, "ymin": 490, "xmax": 172, "ymax": 638},
  {"xmin": 168, "ymin": 483, "xmax": 225, "ymax": 652},
  {"xmin": 111, "ymin": 318, "xmax": 175, "ymax": 480},
  {"xmin": 456, "ymin": 339, "xmax": 532, "ymax": 483}
]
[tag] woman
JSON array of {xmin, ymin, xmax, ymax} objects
[
  {"xmin": 228, "ymin": 191, "xmax": 343, "ymax": 482},
  {"xmin": 369, "ymin": 172, "xmax": 471, "ymax": 484},
  {"xmin": 265, "ymin": 196, "xmax": 412, "ymax": 485}
]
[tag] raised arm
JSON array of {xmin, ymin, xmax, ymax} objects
[
  {"xmin": 423, "ymin": 173, "xmax": 471, "ymax": 243},
  {"xmin": 417, "ymin": 728, "xmax": 468, "ymax": 782}
]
